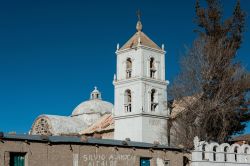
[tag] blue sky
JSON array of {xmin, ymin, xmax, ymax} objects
[{"xmin": 0, "ymin": 0, "xmax": 249, "ymax": 134}]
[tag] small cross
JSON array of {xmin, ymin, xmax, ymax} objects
[{"xmin": 137, "ymin": 10, "xmax": 141, "ymax": 21}]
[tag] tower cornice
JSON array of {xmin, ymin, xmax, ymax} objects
[
  {"xmin": 116, "ymin": 45, "xmax": 166, "ymax": 55},
  {"xmin": 114, "ymin": 113, "xmax": 169, "ymax": 120},
  {"xmin": 113, "ymin": 76, "xmax": 169, "ymax": 86}
]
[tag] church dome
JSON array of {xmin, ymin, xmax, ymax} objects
[{"xmin": 71, "ymin": 87, "xmax": 113, "ymax": 116}]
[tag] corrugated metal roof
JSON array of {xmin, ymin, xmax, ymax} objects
[{"xmin": 1, "ymin": 133, "xmax": 184, "ymax": 152}]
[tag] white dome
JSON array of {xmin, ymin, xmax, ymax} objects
[{"xmin": 71, "ymin": 87, "xmax": 113, "ymax": 116}]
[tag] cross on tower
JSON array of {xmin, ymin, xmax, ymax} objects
[{"xmin": 137, "ymin": 10, "xmax": 141, "ymax": 21}]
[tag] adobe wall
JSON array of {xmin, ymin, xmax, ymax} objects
[{"xmin": 0, "ymin": 139, "xmax": 190, "ymax": 166}]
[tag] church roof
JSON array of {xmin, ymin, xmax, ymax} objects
[
  {"xmin": 71, "ymin": 97, "xmax": 113, "ymax": 116},
  {"xmin": 80, "ymin": 114, "xmax": 114, "ymax": 135},
  {"xmin": 231, "ymin": 134, "xmax": 250, "ymax": 143},
  {"xmin": 120, "ymin": 31, "xmax": 161, "ymax": 50},
  {"xmin": 119, "ymin": 21, "xmax": 161, "ymax": 51},
  {"xmin": 30, "ymin": 87, "xmax": 113, "ymax": 136},
  {"xmin": 170, "ymin": 95, "xmax": 201, "ymax": 119},
  {"xmin": 30, "ymin": 115, "xmax": 88, "ymax": 136}
]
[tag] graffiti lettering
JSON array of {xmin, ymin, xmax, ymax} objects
[{"xmin": 82, "ymin": 154, "xmax": 136, "ymax": 166}]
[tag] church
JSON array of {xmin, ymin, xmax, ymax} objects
[
  {"xmin": 30, "ymin": 17, "xmax": 170, "ymax": 145},
  {"xmin": 2, "ymin": 15, "xmax": 249, "ymax": 166}
]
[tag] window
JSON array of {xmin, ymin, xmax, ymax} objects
[
  {"xmin": 10, "ymin": 153, "xmax": 26, "ymax": 166},
  {"xmin": 224, "ymin": 146, "xmax": 229, "ymax": 162},
  {"xmin": 150, "ymin": 89, "xmax": 158, "ymax": 111},
  {"xmin": 124, "ymin": 89, "xmax": 132, "ymax": 112},
  {"xmin": 213, "ymin": 146, "xmax": 217, "ymax": 161},
  {"xmin": 149, "ymin": 58, "xmax": 156, "ymax": 78},
  {"xmin": 140, "ymin": 158, "xmax": 150, "ymax": 166},
  {"xmin": 126, "ymin": 58, "xmax": 132, "ymax": 78}
]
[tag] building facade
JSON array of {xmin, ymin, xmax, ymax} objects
[
  {"xmin": 30, "ymin": 87, "xmax": 113, "ymax": 136},
  {"xmin": 0, "ymin": 133, "xmax": 189, "ymax": 166},
  {"xmin": 30, "ymin": 18, "xmax": 170, "ymax": 146},
  {"xmin": 113, "ymin": 18, "xmax": 169, "ymax": 144}
]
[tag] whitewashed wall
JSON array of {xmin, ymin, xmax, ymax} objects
[
  {"xmin": 114, "ymin": 45, "xmax": 169, "ymax": 144},
  {"xmin": 192, "ymin": 137, "xmax": 250, "ymax": 166}
]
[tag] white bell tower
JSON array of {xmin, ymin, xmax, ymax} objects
[{"xmin": 113, "ymin": 16, "xmax": 169, "ymax": 144}]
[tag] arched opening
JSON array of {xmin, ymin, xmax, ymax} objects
[
  {"xmin": 32, "ymin": 118, "xmax": 52, "ymax": 136},
  {"xmin": 183, "ymin": 156, "xmax": 190, "ymax": 166},
  {"xmin": 224, "ymin": 146, "xmax": 229, "ymax": 162},
  {"xmin": 126, "ymin": 58, "xmax": 132, "ymax": 78},
  {"xmin": 150, "ymin": 89, "xmax": 158, "ymax": 112},
  {"xmin": 92, "ymin": 93, "xmax": 99, "ymax": 99},
  {"xmin": 149, "ymin": 58, "xmax": 156, "ymax": 78},
  {"xmin": 124, "ymin": 89, "xmax": 132, "ymax": 112},
  {"xmin": 202, "ymin": 144, "xmax": 206, "ymax": 160},
  {"xmin": 90, "ymin": 87, "xmax": 102, "ymax": 100},
  {"xmin": 234, "ymin": 147, "xmax": 238, "ymax": 162},
  {"xmin": 213, "ymin": 146, "xmax": 218, "ymax": 161},
  {"xmin": 244, "ymin": 147, "xmax": 249, "ymax": 162}
]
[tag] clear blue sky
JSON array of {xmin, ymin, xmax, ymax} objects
[{"xmin": 0, "ymin": 0, "xmax": 249, "ymax": 134}]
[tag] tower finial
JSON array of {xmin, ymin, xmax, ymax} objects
[{"xmin": 136, "ymin": 10, "xmax": 142, "ymax": 32}]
